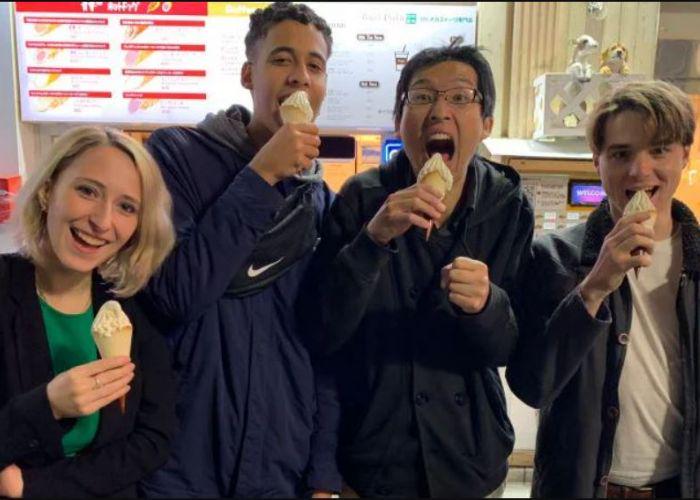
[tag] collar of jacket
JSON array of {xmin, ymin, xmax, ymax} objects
[
  {"xmin": 3, "ymin": 253, "xmax": 137, "ymax": 449},
  {"xmin": 581, "ymin": 199, "xmax": 700, "ymax": 273},
  {"xmin": 3, "ymin": 253, "xmax": 115, "ymax": 393}
]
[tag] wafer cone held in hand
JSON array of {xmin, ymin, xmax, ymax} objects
[
  {"xmin": 417, "ymin": 154, "xmax": 453, "ymax": 240},
  {"xmin": 92, "ymin": 301, "xmax": 133, "ymax": 414},
  {"xmin": 280, "ymin": 90, "xmax": 314, "ymax": 124},
  {"xmin": 623, "ymin": 190, "xmax": 657, "ymax": 278},
  {"xmin": 418, "ymin": 153, "xmax": 453, "ymax": 199}
]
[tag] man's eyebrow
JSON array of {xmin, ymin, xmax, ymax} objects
[
  {"xmin": 410, "ymin": 78, "xmax": 431, "ymax": 87},
  {"xmin": 268, "ymin": 47, "xmax": 294, "ymax": 57},
  {"xmin": 268, "ymin": 46, "xmax": 327, "ymax": 63},
  {"xmin": 605, "ymin": 143, "xmax": 631, "ymax": 150},
  {"xmin": 409, "ymin": 76, "xmax": 476, "ymax": 88},
  {"xmin": 308, "ymin": 51, "xmax": 327, "ymax": 63}
]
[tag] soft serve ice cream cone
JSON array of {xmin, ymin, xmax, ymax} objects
[
  {"xmin": 417, "ymin": 153, "xmax": 453, "ymax": 239},
  {"xmin": 623, "ymin": 190, "xmax": 657, "ymax": 278},
  {"xmin": 92, "ymin": 301, "xmax": 133, "ymax": 414},
  {"xmin": 418, "ymin": 153, "xmax": 453, "ymax": 199},
  {"xmin": 279, "ymin": 90, "xmax": 314, "ymax": 124}
]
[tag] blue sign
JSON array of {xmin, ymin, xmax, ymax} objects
[{"xmin": 382, "ymin": 138, "xmax": 403, "ymax": 164}]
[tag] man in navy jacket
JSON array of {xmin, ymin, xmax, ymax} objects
[{"xmin": 138, "ymin": 2, "xmax": 340, "ymax": 497}]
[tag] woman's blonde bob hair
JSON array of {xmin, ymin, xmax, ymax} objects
[{"xmin": 14, "ymin": 126, "xmax": 175, "ymax": 297}]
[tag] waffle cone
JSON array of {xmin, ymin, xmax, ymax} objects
[
  {"xmin": 93, "ymin": 324, "xmax": 133, "ymax": 359},
  {"xmin": 280, "ymin": 107, "xmax": 311, "ymax": 124},
  {"xmin": 279, "ymin": 90, "xmax": 313, "ymax": 124},
  {"xmin": 92, "ymin": 301, "xmax": 133, "ymax": 414},
  {"xmin": 417, "ymin": 153, "xmax": 453, "ymax": 199},
  {"xmin": 623, "ymin": 190, "xmax": 657, "ymax": 277},
  {"xmin": 421, "ymin": 171, "xmax": 448, "ymax": 199},
  {"xmin": 93, "ymin": 325, "xmax": 131, "ymax": 415}
]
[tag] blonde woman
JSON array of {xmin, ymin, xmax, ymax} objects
[{"xmin": 0, "ymin": 126, "xmax": 176, "ymax": 497}]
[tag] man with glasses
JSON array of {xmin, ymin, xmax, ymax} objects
[{"xmin": 298, "ymin": 43, "xmax": 534, "ymax": 497}]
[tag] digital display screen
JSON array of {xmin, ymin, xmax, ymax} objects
[
  {"xmin": 13, "ymin": 2, "xmax": 476, "ymax": 129},
  {"xmin": 569, "ymin": 181, "xmax": 606, "ymax": 206}
]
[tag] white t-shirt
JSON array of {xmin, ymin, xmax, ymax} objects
[{"xmin": 609, "ymin": 228, "xmax": 684, "ymax": 486}]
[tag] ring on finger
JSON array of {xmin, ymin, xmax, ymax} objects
[{"xmin": 93, "ymin": 376, "xmax": 102, "ymax": 390}]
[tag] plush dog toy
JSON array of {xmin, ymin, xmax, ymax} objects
[
  {"xmin": 567, "ymin": 35, "xmax": 599, "ymax": 82},
  {"xmin": 600, "ymin": 42, "xmax": 630, "ymax": 75}
]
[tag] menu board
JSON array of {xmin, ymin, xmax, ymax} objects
[{"xmin": 14, "ymin": 2, "xmax": 476, "ymax": 130}]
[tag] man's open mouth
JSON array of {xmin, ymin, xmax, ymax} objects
[{"xmin": 425, "ymin": 133, "xmax": 455, "ymax": 162}]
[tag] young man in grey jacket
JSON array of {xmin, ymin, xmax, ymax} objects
[{"xmin": 508, "ymin": 81, "xmax": 700, "ymax": 498}]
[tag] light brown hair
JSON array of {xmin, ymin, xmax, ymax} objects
[{"xmin": 587, "ymin": 80, "xmax": 696, "ymax": 154}]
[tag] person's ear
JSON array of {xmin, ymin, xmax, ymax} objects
[
  {"xmin": 241, "ymin": 61, "xmax": 253, "ymax": 90},
  {"xmin": 37, "ymin": 183, "xmax": 51, "ymax": 212},
  {"xmin": 682, "ymin": 145, "xmax": 690, "ymax": 168},
  {"xmin": 481, "ymin": 116, "xmax": 494, "ymax": 140}
]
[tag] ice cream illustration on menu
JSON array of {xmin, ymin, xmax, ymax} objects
[
  {"xmin": 125, "ymin": 24, "xmax": 149, "ymax": 41},
  {"xmin": 36, "ymin": 97, "xmax": 69, "ymax": 112},
  {"xmin": 125, "ymin": 50, "xmax": 154, "ymax": 66}
]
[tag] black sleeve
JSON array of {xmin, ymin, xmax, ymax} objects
[
  {"xmin": 298, "ymin": 182, "xmax": 394, "ymax": 356},
  {"xmin": 143, "ymin": 129, "xmax": 284, "ymax": 324},
  {"xmin": 0, "ymin": 255, "xmax": 66, "ymax": 469},
  {"xmin": 0, "ymin": 385, "xmax": 66, "ymax": 469},
  {"xmin": 506, "ymin": 240, "xmax": 612, "ymax": 409},
  {"xmin": 21, "ymin": 302, "xmax": 177, "ymax": 497},
  {"xmin": 420, "ymin": 195, "xmax": 535, "ymax": 367}
]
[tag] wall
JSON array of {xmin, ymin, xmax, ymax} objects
[
  {"xmin": 0, "ymin": 3, "xmax": 20, "ymax": 252},
  {"xmin": 479, "ymin": 2, "xmax": 660, "ymax": 139},
  {"xmin": 0, "ymin": 2, "xmax": 21, "ymax": 177}
]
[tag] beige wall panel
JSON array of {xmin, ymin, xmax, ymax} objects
[{"xmin": 476, "ymin": 2, "xmax": 511, "ymax": 138}]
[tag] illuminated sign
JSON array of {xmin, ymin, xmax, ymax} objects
[
  {"xmin": 569, "ymin": 181, "xmax": 606, "ymax": 206},
  {"xmin": 382, "ymin": 137, "xmax": 403, "ymax": 163}
]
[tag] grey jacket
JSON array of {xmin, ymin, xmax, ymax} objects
[{"xmin": 507, "ymin": 199, "xmax": 700, "ymax": 497}]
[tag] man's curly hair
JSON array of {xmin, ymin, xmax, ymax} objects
[{"xmin": 244, "ymin": 2, "xmax": 333, "ymax": 60}]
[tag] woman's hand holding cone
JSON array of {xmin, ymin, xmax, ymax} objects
[{"xmin": 46, "ymin": 357, "xmax": 134, "ymax": 419}]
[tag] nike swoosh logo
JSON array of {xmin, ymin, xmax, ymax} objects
[{"xmin": 247, "ymin": 257, "xmax": 284, "ymax": 278}]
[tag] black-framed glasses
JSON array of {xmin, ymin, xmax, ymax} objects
[{"xmin": 405, "ymin": 87, "xmax": 482, "ymax": 106}]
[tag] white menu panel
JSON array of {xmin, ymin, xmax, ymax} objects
[{"xmin": 15, "ymin": 2, "xmax": 476, "ymax": 130}]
